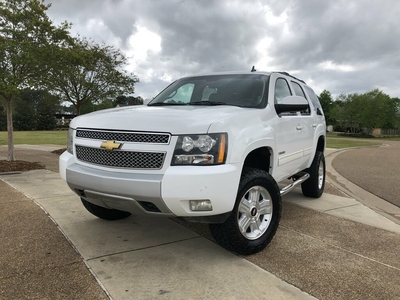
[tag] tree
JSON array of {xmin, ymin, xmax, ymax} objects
[
  {"xmin": 0, "ymin": 0, "xmax": 71, "ymax": 160},
  {"xmin": 331, "ymin": 89, "xmax": 399, "ymax": 134},
  {"xmin": 114, "ymin": 95, "xmax": 144, "ymax": 106},
  {"xmin": 392, "ymin": 97, "xmax": 400, "ymax": 129},
  {"xmin": 357, "ymin": 89, "xmax": 393, "ymax": 134},
  {"xmin": 319, "ymin": 90, "xmax": 334, "ymax": 125},
  {"xmin": 80, "ymin": 98, "xmax": 115, "ymax": 115},
  {"xmin": 331, "ymin": 93, "xmax": 360, "ymax": 133},
  {"xmin": 49, "ymin": 37, "xmax": 139, "ymax": 115},
  {"xmin": 0, "ymin": 104, "xmax": 6, "ymax": 131},
  {"xmin": 13, "ymin": 93, "xmax": 37, "ymax": 130},
  {"xmin": 34, "ymin": 91, "xmax": 59, "ymax": 130},
  {"xmin": 13, "ymin": 89, "xmax": 60, "ymax": 130}
]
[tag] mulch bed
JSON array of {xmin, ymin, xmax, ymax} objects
[
  {"xmin": 51, "ymin": 148, "xmax": 67, "ymax": 155},
  {"xmin": 0, "ymin": 160, "xmax": 45, "ymax": 173},
  {"xmin": 0, "ymin": 148, "xmax": 66, "ymax": 173}
]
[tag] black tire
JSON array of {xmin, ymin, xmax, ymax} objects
[
  {"xmin": 209, "ymin": 168, "xmax": 281, "ymax": 255},
  {"xmin": 81, "ymin": 198, "xmax": 131, "ymax": 220},
  {"xmin": 301, "ymin": 151, "xmax": 325, "ymax": 198}
]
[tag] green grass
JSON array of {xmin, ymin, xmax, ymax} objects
[
  {"xmin": 0, "ymin": 131, "xmax": 68, "ymax": 146},
  {"xmin": 0, "ymin": 130, "xmax": 391, "ymax": 149},
  {"xmin": 327, "ymin": 131, "xmax": 400, "ymax": 141},
  {"xmin": 326, "ymin": 132, "xmax": 341, "ymax": 137},
  {"xmin": 326, "ymin": 138, "xmax": 381, "ymax": 149}
]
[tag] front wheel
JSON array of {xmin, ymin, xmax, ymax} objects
[
  {"xmin": 301, "ymin": 151, "xmax": 325, "ymax": 198},
  {"xmin": 209, "ymin": 168, "xmax": 281, "ymax": 255},
  {"xmin": 81, "ymin": 198, "xmax": 131, "ymax": 220}
]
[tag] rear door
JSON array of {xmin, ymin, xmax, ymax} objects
[{"xmin": 289, "ymin": 81, "xmax": 314, "ymax": 168}]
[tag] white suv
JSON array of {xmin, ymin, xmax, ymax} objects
[{"xmin": 60, "ymin": 71, "xmax": 326, "ymax": 254}]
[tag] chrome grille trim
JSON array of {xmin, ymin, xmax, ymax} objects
[
  {"xmin": 75, "ymin": 146, "xmax": 165, "ymax": 169},
  {"xmin": 76, "ymin": 129, "xmax": 170, "ymax": 144}
]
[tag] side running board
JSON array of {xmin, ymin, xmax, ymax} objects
[{"xmin": 280, "ymin": 173, "xmax": 310, "ymax": 196}]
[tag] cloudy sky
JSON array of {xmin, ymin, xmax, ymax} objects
[{"xmin": 45, "ymin": 0, "xmax": 400, "ymax": 100}]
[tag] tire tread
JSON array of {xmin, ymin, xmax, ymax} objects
[
  {"xmin": 209, "ymin": 168, "xmax": 281, "ymax": 255},
  {"xmin": 301, "ymin": 151, "xmax": 325, "ymax": 198},
  {"xmin": 81, "ymin": 198, "xmax": 131, "ymax": 220}
]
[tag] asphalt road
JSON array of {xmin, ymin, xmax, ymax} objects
[{"xmin": 332, "ymin": 140, "xmax": 400, "ymax": 208}]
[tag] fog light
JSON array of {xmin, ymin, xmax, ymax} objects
[{"xmin": 189, "ymin": 200, "xmax": 213, "ymax": 211}]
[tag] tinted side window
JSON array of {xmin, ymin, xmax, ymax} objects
[
  {"xmin": 291, "ymin": 81, "xmax": 306, "ymax": 98},
  {"xmin": 304, "ymin": 85, "xmax": 321, "ymax": 110},
  {"xmin": 275, "ymin": 78, "xmax": 291, "ymax": 103}
]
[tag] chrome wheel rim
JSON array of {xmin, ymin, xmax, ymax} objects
[
  {"xmin": 237, "ymin": 186, "xmax": 273, "ymax": 240},
  {"xmin": 318, "ymin": 160, "xmax": 324, "ymax": 189}
]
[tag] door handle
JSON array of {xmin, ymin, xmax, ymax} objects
[
  {"xmin": 296, "ymin": 125, "xmax": 303, "ymax": 130},
  {"xmin": 312, "ymin": 124, "xmax": 317, "ymax": 128}
]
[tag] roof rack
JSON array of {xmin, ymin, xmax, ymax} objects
[{"xmin": 276, "ymin": 72, "xmax": 306, "ymax": 84}]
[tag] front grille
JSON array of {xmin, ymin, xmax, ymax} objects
[
  {"xmin": 76, "ymin": 129, "xmax": 170, "ymax": 144},
  {"xmin": 76, "ymin": 146, "xmax": 165, "ymax": 169}
]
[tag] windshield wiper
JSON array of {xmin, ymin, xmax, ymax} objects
[
  {"xmin": 148, "ymin": 102, "xmax": 188, "ymax": 106},
  {"xmin": 190, "ymin": 101, "xmax": 227, "ymax": 106}
]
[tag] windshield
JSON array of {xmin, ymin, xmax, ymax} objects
[{"xmin": 149, "ymin": 74, "xmax": 269, "ymax": 108}]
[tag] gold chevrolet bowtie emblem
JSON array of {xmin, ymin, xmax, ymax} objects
[{"xmin": 100, "ymin": 140, "xmax": 123, "ymax": 151}]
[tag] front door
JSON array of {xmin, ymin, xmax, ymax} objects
[{"xmin": 273, "ymin": 77, "xmax": 306, "ymax": 181}]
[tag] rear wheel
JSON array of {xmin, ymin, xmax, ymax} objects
[
  {"xmin": 209, "ymin": 168, "xmax": 281, "ymax": 255},
  {"xmin": 81, "ymin": 198, "xmax": 131, "ymax": 220},
  {"xmin": 301, "ymin": 151, "xmax": 325, "ymax": 198}
]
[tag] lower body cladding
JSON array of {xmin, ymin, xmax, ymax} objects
[{"xmin": 64, "ymin": 163, "xmax": 241, "ymax": 223}]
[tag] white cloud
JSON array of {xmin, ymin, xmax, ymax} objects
[
  {"xmin": 318, "ymin": 60, "xmax": 355, "ymax": 72},
  {"xmin": 125, "ymin": 25, "xmax": 161, "ymax": 70},
  {"xmin": 255, "ymin": 37, "xmax": 275, "ymax": 70},
  {"xmin": 85, "ymin": 19, "xmax": 122, "ymax": 48},
  {"xmin": 45, "ymin": 0, "xmax": 400, "ymax": 99},
  {"xmin": 264, "ymin": 6, "xmax": 288, "ymax": 26}
]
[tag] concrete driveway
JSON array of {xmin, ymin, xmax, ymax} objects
[{"xmin": 1, "ymin": 145, "xmax": 400, "ymax": 299}]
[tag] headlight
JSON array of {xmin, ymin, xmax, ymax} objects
[
  {"xmin": 172, "ymin": 133, "xmax": 227, "ymax": 165},
  {"xmin": 67, "ymin": 127, "xmax": 74, "ymax": 154}
]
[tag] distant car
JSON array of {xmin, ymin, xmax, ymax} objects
[{"xmin": 60, "ymin": 71, "xmax": 326, "ymax": 255}]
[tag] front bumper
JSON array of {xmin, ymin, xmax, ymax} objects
[{"xmin": 60, "ymin": 151, "xmax": 241, "ymax": 219}]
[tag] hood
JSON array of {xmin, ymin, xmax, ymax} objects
[{"xmin": 70, "ymin": 105, "xmax": 251, "ymax": 134}]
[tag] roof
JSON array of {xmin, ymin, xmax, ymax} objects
[{"xmin": 179, "ymin": 70, "xmax": 306, "ymax": 84}]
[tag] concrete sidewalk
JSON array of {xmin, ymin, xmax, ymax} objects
[
  {"xmin": 2, "ymin": 168, "xmax": 400, "ymax": 299},
  {"xmin": 1, "ymin": 145, "xmax": 400, "ymax": 299},
  {"xmin": 1, "ymin": 170, "xmax": 316, "ymax": 300}
]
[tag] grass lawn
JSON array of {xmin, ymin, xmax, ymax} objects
[
  {"xmin": 0, "ymin": 130, "xmax": 387, "ymax": 149},
  {"xmin": 326, "ymin": 131, "xmax": 400, "ymax": 141},
  {"xmin": 326, "ymin": 138, "xmax": 381, "ymax": 149},
  {"xmin": 0, "ymin": 131, "xmax": 68, "ymax": 146}
]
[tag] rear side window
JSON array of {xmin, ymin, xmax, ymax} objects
[
  {"xmin": 291, "ymin": 81, "xmax": 306, "ymax": 98},
  {"xmin": 275, "ymin": 78, "xmax": 291, "ymax": 104},
  {"xmin": 304, "ymin": 85, "xmax": 321, "ymax": 110}
]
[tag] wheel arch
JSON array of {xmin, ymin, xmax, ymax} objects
[
  {"xmin": 306, "ymin": 134, "xmax": 326, "ymax": 168},
  {"xmin": 242, "ymin": 146, "xmax": 274, "ymax": 175},
  {"xmin": 316, "ymin": 135, "xmax": 325, "ymax": 153}
]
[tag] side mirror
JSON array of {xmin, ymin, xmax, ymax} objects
[
  {"xmin": 143, "ymin": 98, "xmax": 153, "ymax": 105},
  {"xmin": 275, "ymin": 95, "xmax": 309, "ymax": 114}
]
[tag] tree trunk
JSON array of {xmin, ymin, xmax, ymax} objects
[
  {"xmin": 76, "ymin": 103, "xmax": 81, "ymax": 116},
  {"xmin": 5, "ymin": 96, "xmax": 15, "ymax": 161}
]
